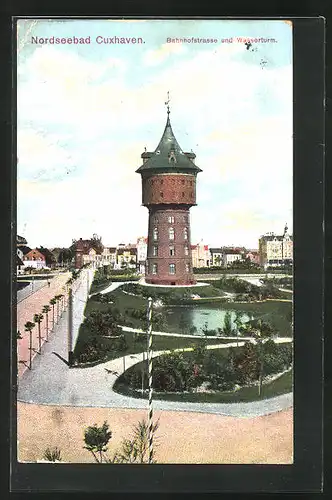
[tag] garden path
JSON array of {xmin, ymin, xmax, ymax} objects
[{"xmin": 17, "ymin": 320, "xmax": 293, "ymax": 417}]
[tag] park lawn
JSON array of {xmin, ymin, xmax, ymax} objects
[
  {"xmin": 113, "ymin": 350, "xmax": 293, "ymax": 404},
  {"xmin": 83, "ymin": 290, "xmax": 292, "ymax": 338},
  {"xmin": 149, "ymin": 369, "xmax": 293, "ymax": 403},
  {"xmin": 73, "ymin": 326, "xmax": 230, "ymax": 366}
]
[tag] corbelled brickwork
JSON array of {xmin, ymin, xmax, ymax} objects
[{"xmin": 142, "ymin": 173, "xmax": 196, "ymax": 206}]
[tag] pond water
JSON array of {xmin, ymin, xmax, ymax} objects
[{"xmin": 164, "ymin": 306, "xmax": 253, "ymax": 334}]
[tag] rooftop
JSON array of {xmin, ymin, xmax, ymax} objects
[{"xmin": 136, "ymin": 110, "xmax": 202, "ymax": 174}]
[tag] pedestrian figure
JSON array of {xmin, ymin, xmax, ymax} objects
[{"xmin": 47, "ymin": 279, "xmax": 50, "ymax": 288}]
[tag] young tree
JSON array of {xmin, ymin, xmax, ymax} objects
[
  {"xmin": 223, "ymin": 311, "xmax": 234, "ymax": 336},
  {"xmin": 111, "ymin": 418, "xmax": 160, "ymax": 464},
  {"xmin": 201, "ymin": 321, "xmax": 209, "ymax": 336},
  {"xmin": 33, "ymin": 313, "xmax": 44, "ymax": 353},
  {"xmin": 42, "ymin": 304, "xmax": 51, "ymax": 340},
  {"xmin": 234, "ymin": 311, "xmax": 243, "ymax": 347},
  {"xmin": 54, "ymin": 294, "xmax": 64, "ymax": 321},
  {"xmin": 83, "ymin": 421, "xmax": 112, "ymax": 463},
  {"xmin": 49, "ymin": 297, "xmax": 57, "ymax": 327},
  {"xmin": 24, "ymin": 321, "xmax": 35, "ymax": 369}
]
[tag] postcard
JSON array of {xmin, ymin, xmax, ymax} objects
[{"xmin": 15, "ymin": 18, "xmax": 294, "ymax": 466}]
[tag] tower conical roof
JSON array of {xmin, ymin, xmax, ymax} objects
[{"xmin": 136, "ymin": 112, "xmax": 201, "ymax": 174}]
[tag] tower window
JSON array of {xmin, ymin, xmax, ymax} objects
[
  {"xmin": 169, "ymin": 263, "xmax": 176, "ymax": 275},
  {"xmin": 184, "ymin": 227, "xmax": 188, "ymax": 240},
  {"xmin": 168, "ymin": 216, "xmax": 175, "ymax": 223},
  {"xmin": 182, "ymin": 179, "xmax": 185, "ymax": 185},
  {"xmin": 152, "ymin": 263, "xmax": 158, "ymax": 275},
  {"xmin": 185, "ymin": 263, "xmax": 190, "ymax": 273},
  {"xmin": 160, "ymin": 179, "xmax": 164, "ymax": 185},
  {"xmin": 184, "ymin": 246, "xmax": 189, "ymax": 256},
  {"xmin": 153, "ymin": 227, "xmax": 158, "ymax": 240},
  {"xmin": 169, "ymin": 246, "xmax": 175, "ymax": 256},
  {"xmin": 160, "ymin": 192, "xmax": 163, "ymax": 198},
  {"xmin": 153, "ymin": 245, "xmax": 158, "ymax": 256},
  {"xmin": 169, "ymin": 227, "xmax": 175, "ymax": 240},
  {"xmin": 182, "ymin": 192, "xmax": 185, "ymax": 197}
]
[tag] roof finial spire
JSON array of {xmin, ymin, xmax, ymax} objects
[{"xmin": 165, "ymin": 90, "xmax": 170, "ymax": 115}]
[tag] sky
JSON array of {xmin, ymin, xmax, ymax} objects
[{"xmin": 17, "ymin": 19, "xmax": 293, "ymax": 249}]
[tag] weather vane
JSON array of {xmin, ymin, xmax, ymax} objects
[{"xmin": 165, "ymin": 91, "xmax": 170, "ymax": 114}]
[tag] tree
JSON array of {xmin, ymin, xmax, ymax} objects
[
  {"xmin": 90, "ymin": 234, "xmax": 104, "ymax": 254},
  {"xmin": 33, "ymin": 313, "xmax": 44, "ymax": 354},
  {"xmin": 201, "ymin": 321, "xmax": 209, "ymax": 336},
  {"xmin": 178, "ymin": 312, "xmax": 189, "ymax": 334},
  {"xmin": 42, "ymin": 305, "xmax": 51, "ymax": 340},
  {"xmin": 111, "ymin": 418, "xmax": 160, "ymax": 464},
  {"xmin": 54, "ymin": 294, "xmax": 64, "ymax": 321},
  {"xmin": 83, "ymin": 421, "xmax": 112, "ymax": 463},
  {"xmin": 234, "ymin": 341, "xmax": 259, "ymax": 385},
  {"xmin": 223, "ymin": 311, "xmax": 234, "ymax": 336},
  {"xmin": 49, "ymin": 297, "xmax": 57, "ymax": 327},
  {"xmin": 84, "ymin": 310, "xmax": 122, "ymax": 337},
  {"xmin": 24, "ymin": 321, "xmax": 35, "ymax": 369},
  {"xmin": 234, "ymin": 311, "xmax": 243, "ymax": 346}
]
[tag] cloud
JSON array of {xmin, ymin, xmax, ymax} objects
[
  {"xmin": 17, "ymin": 33, "xmax": 292, "ymax": 249},
  {"xmin": 142, "ymin": 42, "xmax": 188, "ymax": 66}
]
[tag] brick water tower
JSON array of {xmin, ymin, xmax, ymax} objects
[{"xmin": 136, "ymin": 97, "xmax": 202, "ymax": 285}]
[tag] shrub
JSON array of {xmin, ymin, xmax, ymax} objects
[
  {"xmin": 83, "ymin": 421, "xmax": 112, "ymax": 463},
  {"xmin": 43, "ymin": 447, "xmax": 62, "ymax": 462}
]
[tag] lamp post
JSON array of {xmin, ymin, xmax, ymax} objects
[
  {"xmin": 146, "ymin": 296, "xmax": 154, "ymax": 464},
  {"xmin": 68, "ymin": 287, "xmax": 74, "ymax": 366},
  {"xmin": 256, "ymin": 331, "xmax": 263, "ymax": 397}
]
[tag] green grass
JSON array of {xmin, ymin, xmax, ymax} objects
[
  {"xmin": 113, "ymin": 358, "xmax": 293, "ymax": 404},
  {"xmin": 73, "ymin": 324, "xmax": 230, "ymax": 367},
  {"xmin": 148, "ymin": 369, "xmax": 293, "ymax": 403},
  {"xmin": 84, "ymin": 288, "xmax": 292, "ymax": 338}
]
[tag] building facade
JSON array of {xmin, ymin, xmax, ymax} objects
[
  {"xmin": 259, "ymin": 225, "xmax": 293, "ymax": 268},
  {"xmin": 23, "ymin": 248, "xmax": 47, "ymax": 269},
  {"xmin": 191, "ymin": 240, "xmax": 210, "ymax": 268},
  {"xmin": 136, "ymin": 105, "xmax": 202, "ymax": 285},
  {"xmin": 137, "ymin": 237, "xmax": 148, "ymax": 274}
]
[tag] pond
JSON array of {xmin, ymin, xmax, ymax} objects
[{"xmin": 164, "ymin": 306, "xmax": 253, "ymax": 335}]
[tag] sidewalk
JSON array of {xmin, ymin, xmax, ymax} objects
[{"xmin": 17, "ymin": 272, "xmax": 71, "ymax": 378}]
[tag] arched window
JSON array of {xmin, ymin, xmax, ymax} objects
[
  {"xmin": 184, "ymin": 246, "xmax": 189, "ymax": 256},
  {"xmin": 152, "ymin": 263, "xmax": 158, "ymax": 275},
  {"xmin": 184, "ymin": 227, "xmax": 188, "ymax": 240},
  {"xmin": 185, "ymin": 263, "xmax": 190, "ymax": 273},
  {"xmin": 169, "ymin": 227, "xmax": 175, "ymax": 240},
  {"xmin": 153, "ymin": 227, "xmax": 158, "ymax": 241}
]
